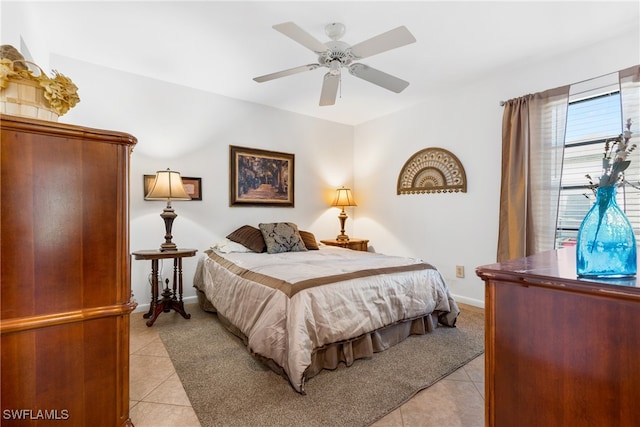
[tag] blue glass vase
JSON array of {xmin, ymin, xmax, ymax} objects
[{"xmin": 576, "ymin": 186, "xmax": 637, "ymax": 278}]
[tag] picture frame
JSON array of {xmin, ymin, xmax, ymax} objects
[
  {"xmin": 229, "ymin": 145, "xmax": 294, "ymax": 207},
  {"xmin": 144, "ymin": 174, "xmax": 202, "ymax": 201}
]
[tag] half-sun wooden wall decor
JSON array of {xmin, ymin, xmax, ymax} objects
[{"xmin": 397, "ymin": 147, "xmax": 467, "ymax": 194}]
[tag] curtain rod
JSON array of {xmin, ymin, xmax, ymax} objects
[{"xmin": 499, "ymin": 69, "xmax": 620, "ymax": 107}]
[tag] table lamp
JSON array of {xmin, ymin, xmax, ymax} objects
[
  {"xmin": 331, "ymin": 186, "xmax": 357, "ymax": 241},
  {"xmin": 145, "ymin": 168, "xmax": 191, "ymax": 251}
]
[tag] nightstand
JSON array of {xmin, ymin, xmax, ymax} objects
[
  {"xmin": 132, "ymin": 248, "xmax": 197, "ymax": 326},
  {"xmin": 320, "ymin": 238, "xmax": 369, "ymax": 252}
]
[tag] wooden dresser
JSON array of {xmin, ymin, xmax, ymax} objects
[
  {"xmin": 1, "ymin": 115, "xmax": 137, "ymax": 426},
  {"xmin": 476, "ymin": 247, "xmax": 640, "ymax": 427}
]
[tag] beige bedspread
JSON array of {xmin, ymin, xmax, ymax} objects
[{"xmin": 194, "ymin": 245, "xmax": 459, "ymax": 393}]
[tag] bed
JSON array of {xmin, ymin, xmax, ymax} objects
[{"xmin": 193, "ymin": 223, "xmax": 460, "ymax": 394}]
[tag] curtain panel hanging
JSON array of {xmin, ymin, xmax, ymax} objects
[
  {"xmin": 618, "ymin": 65, "xmax": 640, "ymax": 228},
  {"xmin": 619, "ymin": 65, "xmax": 640, "ymax": 142},
  {"xmin": 497, "ymin": 86, "xmax": 569, "ymax": 262}
]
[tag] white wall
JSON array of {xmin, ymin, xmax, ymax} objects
[
  {"xmin": 46, "ymin": 56, "xmax": 354, "ymax": 312},
  {"xmin": 353, "ymin": 28, "xmax": 640, "ymax": 306}
]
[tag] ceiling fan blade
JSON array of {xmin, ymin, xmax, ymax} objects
[
  {"xmin": 349, "ymin": 63, "xmax": 410, "ymax": 93},
  {"xmin": 349, "ymin": 26, "xmax": 416, "ymax": 59},
  {"xmin": 319, "ymin": 73, "xmax": 340, "ymax": 106},
  {"xmin": 273, "ymin": 22, "xmax": 328, "ymax": 54},
  {"xmin": 253, "ymin": 64, "xmax": 320, "ymax": 83}
]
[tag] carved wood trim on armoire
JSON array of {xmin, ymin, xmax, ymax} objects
[{"xmin": 1, "ymin": 114, "xmax": 138, "ymax": 426}]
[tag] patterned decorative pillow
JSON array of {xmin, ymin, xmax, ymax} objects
[
  {"xmin": 259, "ymin": 222, "xmax": 308, "ymax": 254},
  {"xmin": 226, "ymin": 225, "xmax": 266, "ymax": 253},
  {"xmin": 299, "ymin": 230, "xmax": 319, "ymax": 250}
]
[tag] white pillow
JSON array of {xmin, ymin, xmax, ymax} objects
[{"xmin": 210, "ymin": 238, "xmax": 254, "ymax": 253}]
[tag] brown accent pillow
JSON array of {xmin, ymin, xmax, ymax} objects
[
  {"xmin": 226, "ymin": 225, "xmax": 266, "ymax": 253},
  {"xmin": 299, "ymin": 230, "xmax": 319, "ymax": 250}
]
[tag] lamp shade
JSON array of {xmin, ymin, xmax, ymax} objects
[
  {"xmin": 145, "ymin": 169, "xmax": 191, "ymax": 201},
  {"xmin": 331, "ymin": 187, "xmax": 357, "ymax": 207}
]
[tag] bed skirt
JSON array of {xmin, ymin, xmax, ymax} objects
[{"xmin": 195, "ymin": 286, "xmax": 444, "ymax": 388}]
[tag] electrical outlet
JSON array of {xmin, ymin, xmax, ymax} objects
[{"xmin": 455, "ymin": 265, "xmax": 465, "ymax": 278}]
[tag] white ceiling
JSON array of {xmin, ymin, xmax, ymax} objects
[{"xmin": 11, "ymin": 1, "xmax": 640, "ymax": 125}]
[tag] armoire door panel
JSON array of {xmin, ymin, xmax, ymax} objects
[{"xmin": 1, "ymin": 114, "xmax": 137, "ymax": 427}]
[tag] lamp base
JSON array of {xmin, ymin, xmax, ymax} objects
[
  {"xmin": 336, "ymin": 208, "xmax": 350, "ymax": 242},
  {"xmin": 159, "ymin": 204, "xmax": 179, "ymax": 251}
]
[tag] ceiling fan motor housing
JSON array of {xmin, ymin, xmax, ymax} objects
[{"xmin": 318, "ymin": 40, "xmax": 354, "ymax": 72}]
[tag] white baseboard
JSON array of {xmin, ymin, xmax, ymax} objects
[
  {"xmin": 132, "ymin": 295, "xmax": 200, "ymax": 314},
  {"xmin": 452, "ymin": 294, "xmax": 485, "ymax": 309}
]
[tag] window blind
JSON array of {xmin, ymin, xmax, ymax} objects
[{"xmin": 556, "ymin": 89, "xmax": 640, "ymax": 247}]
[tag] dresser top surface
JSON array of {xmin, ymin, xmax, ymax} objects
[{"xmin": 476, "ymin": 247, "xmax": 640, "ymax": 296}]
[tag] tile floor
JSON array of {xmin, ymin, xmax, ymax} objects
[{"xmin": 129, "ymin": 303, "xmax": 485, "ymax": 427}]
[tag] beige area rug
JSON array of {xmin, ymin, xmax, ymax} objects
[{"xmin": 158, "ymin": 303, "xmax": 484, "ymax": 427}]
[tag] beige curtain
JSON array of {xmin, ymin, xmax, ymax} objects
[
  {"xmin": 619, "ymin": 65, "xmax": 640, "ymax": 224},
  {"xmin": 619, "ymin": 65, "xmax": 640, "ymax": 142},
  {"xmin": 497, "ymin": 86, "xmax": 569, "ymax": 262}
]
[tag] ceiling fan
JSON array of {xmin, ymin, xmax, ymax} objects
[{"xmin": 253, "ymin": 22, "xmax": 416, "ymax": 106}]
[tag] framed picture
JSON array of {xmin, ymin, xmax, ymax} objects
[
  {"xmin": 144, "ymin": 175, "xmax": 202, "ymax": 201},
  {"xmin": 181, "ymin": 177, "xmax": 202, "ymax": 200},
  {"xmin": 229, "ymin": 145, "xmax": 294, "ymax": 207}
]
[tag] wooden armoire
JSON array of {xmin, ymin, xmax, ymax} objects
[{"xmin": 1, "ymin": 114, "xmax": 137, "ymax": 426}]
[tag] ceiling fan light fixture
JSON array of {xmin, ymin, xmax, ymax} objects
[{"xmin": 329, "ymin": 59, "xmax": 341, "ymax": 76}]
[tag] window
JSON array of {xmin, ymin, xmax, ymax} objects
[{"xmin": 556, "ymin": 90, "xmax": 640, "ymax": 248}]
